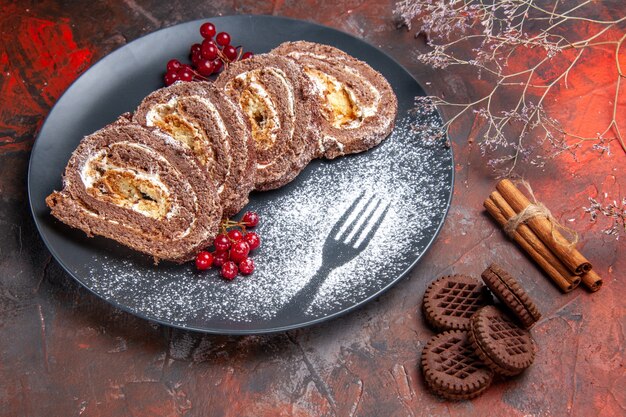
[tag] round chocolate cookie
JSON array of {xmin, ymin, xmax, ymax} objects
[
  {"xmin": 421, "ymin": 330, "xmax": 494, "ymax": 400},
  {"xmin": 214, "ymin": 54, "xmax": 318, "ymax": 191},
  {"xmin": 133, "ymin": 81, "xmax": 255, "ymax": 217},
  {"xmin": 422, "ymin": 275, "xmax": 491, "ymax": 331},
  {"xmin": 46, "ymin": 117, "xmax": 222, "ymax": 263},
  {"xmin": 469, "ymin": 306, "xmax": 536, "ymax": 376},
  {"xmin": 271, "ymin": 41, "xmax": 398, "ymax": 159},
  {"xmin": 481, "ymin": 264, "xmax": 541, "ymax": 329}
]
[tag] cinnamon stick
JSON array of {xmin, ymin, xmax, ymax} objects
[
  {"xmin": 489, "ymin": 191, "xmax": 580, "ymax": 287},
  {"xmin": 484, "ymin": 195, "xmax": 577, "ymax": 293},
  {"xmin": 496, "ymin": 179, "xmax": 592, "ymax": 275},
  {"xmin": 580, "ymin": 269, "xmax": 603, "ymax": 292}
]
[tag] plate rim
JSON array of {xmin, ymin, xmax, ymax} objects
[{"xmin": 28, "ymin": 14, "xmax": 455, "ymax": 335}]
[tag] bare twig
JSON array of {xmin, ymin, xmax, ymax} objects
[
  {"xmin": 395, "ymin": 0, "xmax": 625, "ymax": 173},
  {"xmin": 584, "ymin": 197, "xmax": 626, "ymax": 238}
]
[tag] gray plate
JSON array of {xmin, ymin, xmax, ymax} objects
[{"xmin": 28, "ymin": 15, "xmax": 454, "ymax": 334}]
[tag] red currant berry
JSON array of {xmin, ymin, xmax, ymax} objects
[
  {"xmin": 221, "ymin": 261, "xmax": 238, "ymax": 280},
  {"xmin": 227, "ymin": 229, "xmax": 244, "ymax": 242},
  {"xmin": 201, "ymin": 41, "xmax": 219, "ymax": 60},
  {"xmin": 164, "ymin": 71, "xmax": 179, "ymax": 86},
  {"xmin": 178, "ymin": 69, "xmax": 193, "ymax": 82},
  {"xmin": 212, "ymin": 59, "xmax": 224, "ymax": 73},
  {"xmin": 239, "ymin": 258, "xmax": 255, "ymax": 275},
  {"xmin": 241, "ymin": 51, "xmax": 254, "ymax": 60},
  {"xmin": 223, "ymin": 45, "xmax": 238, "ymax": 61},
  {"xmin": 166, "ymin": 59, "xmax": 182, "ymax": 73},
  {"xmin": 229, "ymin": 241, "xmax": 250, "ymax": 263},
  {"xmin": 199, "ymin": 22, "xmax": 216, "ymax": 39},
  {"xmin": 180, "ymin": 64, "xmax": 193, "ymax": 72},
  {"xmin": 244, "ymin": 232, "xmax": 261, "ymax": 250},
  {"xmin": 190, "ymin": 43, "xmax": 202, "ymax": 55},
  {"xmin": 195, "ymin": 251, "xmax": 213, "ymax": 270},
  {"xmin": 216, "ymin": 32, "xmax": 231, "ymax": 46},
  {"xmin": 213, "ymin": 234, "xmax": 231, "ymax": 252},
  {"xmin": 196, "ymin": 59, "xmax": 214, "ymax": 76},
  {"xmin": 212, "ymin": 250, "xmax": 230, "ymax": 267},
  {"xmin": 242, "ymin": 211, "xmax": 259, "ymax": 227},
  {"xmin": 191, "ymin": 50, "xmax": 203, "ymax": 66}
]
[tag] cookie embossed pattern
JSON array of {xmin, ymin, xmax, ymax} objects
[{"xmin": 86, "ymin": 115, "xmax": 452, "ymax": 328}]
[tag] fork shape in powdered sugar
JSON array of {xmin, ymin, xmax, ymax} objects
[{"xmin": 280, "ymin": 191, "xmax": 390, "ymax": 314}]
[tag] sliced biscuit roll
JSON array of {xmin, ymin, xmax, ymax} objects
[
  {"xmin": 214, "ymin": 54, "xmax": 318, "ymax": 190},
  {"xmin": 133, "ymin": 81, "xmax": 255, "ymax": 217},
  {"xmin": 46, "ymin": 118, "xmax": 221, "ymax": 263},
  {"xmin": 271, "ymin": 41, "xmax": 398, "ymax": 159}
]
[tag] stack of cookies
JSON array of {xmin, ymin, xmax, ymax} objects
[
  {"xmin": 420, "ymin": 263, "xmax": 541, "ymax": 400},
  {"xmin": 46, "ymin": 41, "xmax": 398, "ymax": 262}
]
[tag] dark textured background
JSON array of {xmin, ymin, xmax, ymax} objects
[{"xmin": 0, "ymin": 1, "xmax": 624, "ymax": 416}]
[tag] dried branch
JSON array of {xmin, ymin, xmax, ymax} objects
[
  {"xmin": 584, "ymin": 196, "xmax": 626, "ymax": 239},
  {"xmin": 395, "ymin": 0, "xmax": 625, "ymax": 175}
]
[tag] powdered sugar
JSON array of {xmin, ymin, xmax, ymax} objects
[{"xmin": 85, "ymin": 114, "xmax": 452, "ymax": 330}]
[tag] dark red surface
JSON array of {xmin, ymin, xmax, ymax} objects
[{"xmin": 0, "ymin": 1, "xmax": 624, "ymax": 416}]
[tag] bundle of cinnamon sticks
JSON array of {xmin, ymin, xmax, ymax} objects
[{"xmin": 484, "ymin": 179, "xmax": 602, "ymax": 293}]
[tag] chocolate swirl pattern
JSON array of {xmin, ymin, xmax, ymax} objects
[
  {"xmin": 272, "ymin": 41, "xmax": 398, "ymax": 159},
  {"xmin": 215, "ymin": 54, "xmax": 318, "ymax": 190},
  {"xmin": 133, "ymin": 81, "xmax": 255, "ymax": 217},
  {"xmin": 46, "ymin": 118, "xmax": 222, "ymax": 263}
]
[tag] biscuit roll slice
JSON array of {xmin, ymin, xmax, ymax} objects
[
  {"xmin": 271, "ymin": 41, "xmax": 398, "ymax": 159},
  {"xmin": 45, "ymin": 119, "xmax": 221, "ymax": 263},
  {"xmin": 215, "ymin": 54, "xmax": 317, "ymax": 190},
  {"xmin": 133, "ymin": 81, "xmax": 255, "ymax": 217}
]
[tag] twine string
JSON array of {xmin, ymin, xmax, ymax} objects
[{"xmin": 504, "ymin": 179, "xmax": 579, "ymax": 247}]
